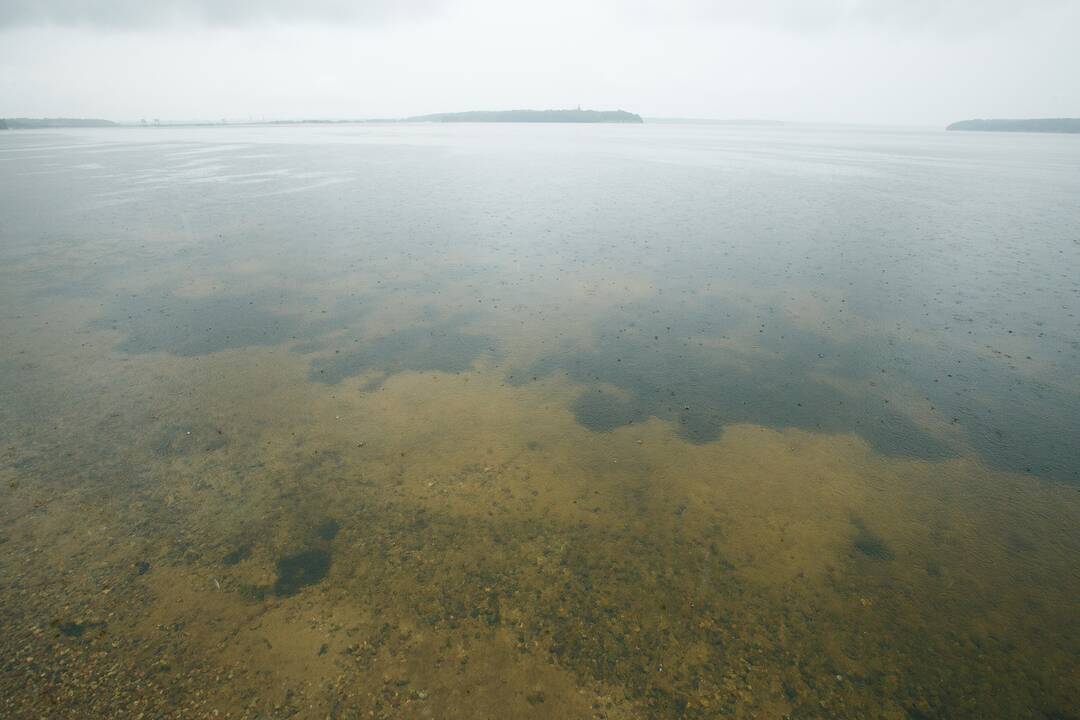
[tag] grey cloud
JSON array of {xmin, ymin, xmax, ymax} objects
[
  {"xmin": 1, "ymin": 0, "xmax": 1069, "ymax": 31},
  {"xmin": 625, "ymin": 0, "xmax": 1072, "ymax": 31},
  {"xmin": 0, "ymin": 0, "xmax": 443, "ymax": 28}
]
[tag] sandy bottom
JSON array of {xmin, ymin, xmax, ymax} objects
[{"xmin": 1, "ymin": 331, "xmax": 1078, "ymax": 720}]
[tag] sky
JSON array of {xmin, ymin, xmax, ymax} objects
[{"xmin": 0, "ymin": 0, "xmax": 1077, "ymax": 126}]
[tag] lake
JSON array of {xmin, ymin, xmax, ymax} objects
[{"xmin": 1, "ymin": 122, "xmax": 1078, "ymax": 718}]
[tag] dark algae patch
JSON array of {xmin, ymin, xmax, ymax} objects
[
  {"xmin": 274, "ymin": 548, "xmax": 331, "ymax": 596},
  {"xmin": 854, "ymin": 533, "xmax": 892, "ymax": 559},
  {"xmin": 571, "ymin": 389, "xmax": 643, "ymax": 432},
  {"xmin": 520, "ymin": 295, "xmax": 1080, "ymax": 480},
  {"xmin": 222, "ymin": 543, "xmax": 253, "ymax": 566},
  {"xmin": 851, "ymin": 516, "xmax": 895, "ymax": 560},
  {"xmin": 154, "ymin": 424, "xmax": 228, "ymax": 456},
  {"xmin": 308, "ymin": 317, "xmax": 494, "ymax": 385},
  {"xmin": 53, "ymin": 620, "xmax": 106, "ymax": 638},
  {"xmin": 315, "ymin": 517, "xmax": 341, "ymax": 541},
  {"xmin": 56, "ymin": 621, "xmax": 87, "ymax": 637},
  {"xmin": 265, "ymin": 510, "xmax": 344, "ymax": 598},
  {"xmin": 521, "ymin": 298, "xmax": 953, "ymax": 460},
  {"xmin": 95, "ymin": 290, "xmax": 303, "ymax": 356}
]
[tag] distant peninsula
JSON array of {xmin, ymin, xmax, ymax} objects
[
  {"xmin": 1, "ymin": 118, "xmax": 117, "ymax": 129},
  {"xmin": 947, "ymin": 118, "xmax": 1080, "ymax": 134},
  {"xmin": 403, "ymin": 109, "xmax": 643, "ymax": 124}
]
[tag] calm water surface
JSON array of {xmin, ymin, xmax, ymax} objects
[{"xmin": 1, "ymin": 123, "xmax": 1078, "ymax": 718}]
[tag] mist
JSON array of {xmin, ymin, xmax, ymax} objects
[{"xmin": 1, "ymin": 0, "xmax": 1078, "ymax": 126}]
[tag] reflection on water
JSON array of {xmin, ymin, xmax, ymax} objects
[{"xmin": 1, "ymin": 124, "xmax": 1078, "ymax": 718}]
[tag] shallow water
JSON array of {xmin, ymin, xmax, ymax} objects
[{"xmin": 1, "ymin": 123, "xmax": 1078, "ymax": 719}]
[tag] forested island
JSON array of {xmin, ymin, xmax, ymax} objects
[
  {"xmin": 947, "ymin": 118, "xmax": 1080, "ymax": 134},
  {"xmin": 404, "ymin": 109, "xmax": 643, "ymax": 123},
  {"xmin": 1, "ymin": 118, "xmax": 117, "ymax": 129}
]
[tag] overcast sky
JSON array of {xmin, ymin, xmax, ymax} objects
[{"xmin": 1, "ymin": 0, "xmax": 1077, "ymax": 125}]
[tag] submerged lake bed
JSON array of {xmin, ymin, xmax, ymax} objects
[{"xmin": 1, "ymin": 122, "xmax": 1078, "ymax": 719}]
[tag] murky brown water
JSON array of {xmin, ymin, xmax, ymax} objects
[{"xmin": 1, "ymin": 124, "xmax": 1078, "ymax": 718}]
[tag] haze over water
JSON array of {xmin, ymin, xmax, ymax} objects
[{"xmin": 1, "ymin": 123, "xmax": 1078, "ymax": 718}]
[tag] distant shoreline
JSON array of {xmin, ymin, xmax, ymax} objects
[
  {"xmin": 400, "ymin": 109, "xmax": 643, "ymax": 124},
  {"xmin": 1, "ymin": 109, "xmax": 644, "ymax": 129},
  {"xmin": 0, "ymin": 118, "xmax": 117, "ymax": 129},
  {"xmin": 10, "ymin": 116, "xmax": 1077, "ymax": 133},
  {"xmin": 947, "ymin": 118, "xmax": 1080, "ymax": 134}
]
